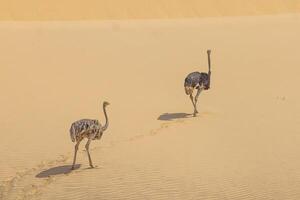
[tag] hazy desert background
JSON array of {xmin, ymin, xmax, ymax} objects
[
  {"xmin": 1, "ymin": 1, "xmax": 300, "ymax": 200},
  {"xmin": 1, "ymin": 0, "xmax": 300, "ymax": 20}
]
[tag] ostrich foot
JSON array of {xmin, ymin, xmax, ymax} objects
[{"xmin": 193, "ymin": 109, "xmax": 199, "ymax": 116}]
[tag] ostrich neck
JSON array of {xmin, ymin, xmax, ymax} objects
[
  {"xmin": 102, "ymin": 105, "xmax": 109, "ymax": 131},
  {"xmin": 208, "ymin": 53, "xmax": 211, "ymax": 75},
  {"xmin": 207, "ymin": 52, "xmax": 211, "ymax": 87}
]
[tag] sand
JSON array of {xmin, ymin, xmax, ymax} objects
[
  {"xmin": 1, "ymin": 6, "xmax": 300, "ymax": 200},
  {"xmin": 1, "ymin": 0, "xmax": 300, "ymax": 20}
]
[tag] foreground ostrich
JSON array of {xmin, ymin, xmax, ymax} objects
[
  {"xmin": 70, "ymin": 101, "xmax": 110, "ymax": 170},
  {"xmin": 184, "ymin": 50, "xmax": 211, "ymax": 116}
]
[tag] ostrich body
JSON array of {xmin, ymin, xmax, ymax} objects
[
  {"xmin": 70, "ymin": 101, "xmax": 110, "ymax": 169},
  {"xmin": 184, "ymin": 50, "xmax": 211, "ymax": 116}
]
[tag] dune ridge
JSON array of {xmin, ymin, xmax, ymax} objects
[{"xmin": 1, "ymin": 0, "xmax": 300, "ymax": 20}]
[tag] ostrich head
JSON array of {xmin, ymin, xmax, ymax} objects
[{"xmin": 103, "ymin": 101, "xmax": 110, "ymax": 107}]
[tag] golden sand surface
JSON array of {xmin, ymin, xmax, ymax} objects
[{"xmin": 1, "ymin": 13, "xmax": 300, "ymax": 200}]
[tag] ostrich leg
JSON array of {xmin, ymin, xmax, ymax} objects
[
  {"xmin": 85, "ymin": 139, "xmax": 94, "ymax": 168},
  {"xmin": 72, "ymin": 138, "xmax": 82, "ymax": 170},
  {"xmin": 189, "ymin": 94, "xmax": 196, "ymax": 113},
  {"xmin": 193, "ymin": 88, "xmax": 203, "ymax": 116}
]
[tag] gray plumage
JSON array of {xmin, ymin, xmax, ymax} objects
[
  {"xmin": 70, "ymin": 101, "xmax": 110, "ymax": 169},
  {"xmin": 184, "ymin": 72, "xmax": 210, "ymax": 90},
  {"xmin": 184, "ymin": 50, "xmax": 212, "ymax": 116}
]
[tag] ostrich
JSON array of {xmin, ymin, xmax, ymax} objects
[
  {"xmin": 70, "ymin": 101, "xmax": 110, "ymax": 170},
  {"xmin": 184, "ymin": 50, "xmax": 211, "ymax": 116}
]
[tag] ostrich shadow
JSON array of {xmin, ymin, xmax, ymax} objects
[
  {"xmin": 36, "ymin": 164, "xmax": 81, "ymax": 178},
  {"xmin": 158, "ymin": 113, "xmax": 193, "ymax": 121}
]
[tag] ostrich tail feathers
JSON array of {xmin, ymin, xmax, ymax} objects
[{"xmin": 70, "ymin": 126, "xmax": 76, "ymax": 142}]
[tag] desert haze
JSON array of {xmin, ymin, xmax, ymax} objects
[
  {"xmin": 1, "ymin": 0, "xmax": 300, "ymax": 20},
  {"xmin": 1, "ymin": 1, "xmax": 300, "ymax": 200}
]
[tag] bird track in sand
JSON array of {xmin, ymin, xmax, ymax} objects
[{"xmin": 0, "ymin": 118, "xmax": 187, "ymax": 200}]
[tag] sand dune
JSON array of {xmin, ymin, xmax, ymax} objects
[
  {"xmin": 1, "ymin": 0, "xmax": 300, "ymax": 20},
  {"xmin": 1, "ymin": 13, "xmax": 300, "ymax": 200}
]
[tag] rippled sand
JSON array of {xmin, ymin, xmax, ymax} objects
[{"xmin": 1, "ymin": 14, "xmax": 300, "ymax": 200}]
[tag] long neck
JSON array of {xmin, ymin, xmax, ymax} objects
[
  {"xmin": 102, "ymin": 105, "xmax": 109, "ymax": 131},
  {"xmin": 207, "ymin": 50, "xmax": 211, "ymax": 87}
]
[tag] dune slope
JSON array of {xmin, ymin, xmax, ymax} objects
[{"xmin": 1, "ymin": 14, "xmax": 300, "ymax": 199}]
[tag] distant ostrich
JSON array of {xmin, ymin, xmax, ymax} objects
[
  {"xmin": 70, "ymin": 101, "xmax": 110, "ymax": 170},
  {"xmin": 184, "ymin": 50, "xmax": 211, "ymax": 116}
]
